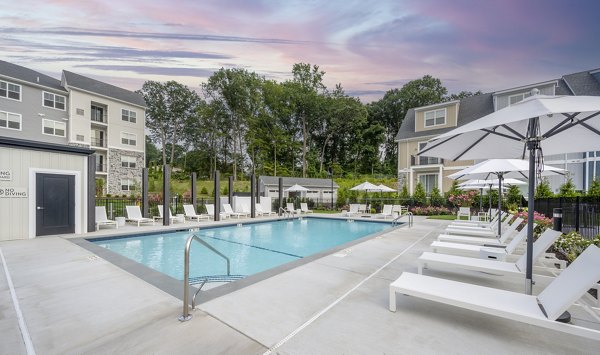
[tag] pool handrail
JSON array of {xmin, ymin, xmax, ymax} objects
[
  {"xmin": 179, "ymin": 235, "xmax": 230, "ymax": 322},
  {"xmin": 392, "ymin": 212, "xmax": 413, "ymax": 227}
]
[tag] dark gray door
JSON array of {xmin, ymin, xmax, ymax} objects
[{"xmin": 36, "ymin": 173, "xmax": 75, "ymax": 236}]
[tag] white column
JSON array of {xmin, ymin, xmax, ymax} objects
[{"xmin": 438, "ymin": 166, "xmax": 443, "ymax": 192}]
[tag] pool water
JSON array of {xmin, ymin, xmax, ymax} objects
[{"xmin": 92, "ymin": 218, "xmax": 391, "ymax": 281}]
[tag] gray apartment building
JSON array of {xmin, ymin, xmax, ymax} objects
[
  {"xmin": 0, "ymin": 60, "xmax": 146, "ymax": 195},
  {"xmin": 396, "ymin": 67, "xmax": 600, "ymax": 194}
]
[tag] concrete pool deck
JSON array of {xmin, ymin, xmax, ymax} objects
[{"xmin": 1, "ymin": 215, "xmax": 599, "ymax": 354}]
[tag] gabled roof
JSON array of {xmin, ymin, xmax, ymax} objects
[
  {"xmin": 395, "ymin": 94, "xmax": 494, "ymax": 141},
  {"xmin": 0, "ymin": 60, "xmax": 66, "ymax": 92},
  {"xmin": 562, "ymin": 69, "xmax": 600, "ymax": 96},
  {"xmin": 259, "ymin": 176, "xmax": 339, "ymax": 188},
  {"xmin": 62, "ymin": 71, "xmax": 146, "ymax": 107}
]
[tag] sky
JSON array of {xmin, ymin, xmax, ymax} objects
[{"xmin": 1, "ymin": 0, "xmax": 599, "ymax": 102}]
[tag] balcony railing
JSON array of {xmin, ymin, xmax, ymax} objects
[
  {"xmin": 91, "ymin": 115, "xmax": 106, "ymax": 124},
  {"xmin": 91, "ymin": 137, "xmax": 106, "ymax": 148},
  {"xmin": 96, "ymin": 163, "xmax": 107, "ymax": 172},
  {"xmin": 411, "ymin": 155, "xmax": 443, "ymax": 166}
]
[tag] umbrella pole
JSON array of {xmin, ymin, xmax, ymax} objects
[
  {"xmin": 497, "ymin": 174, "xmax": 503, "ymax": 237},
  {"xmin": 525, "ymin": 120, "xmax": 540, "ymax": 295},
  {"xmin": 479, "ymin": 188, "xmax": 483, "ymax": 212},
  {"xmin": 488, "ymin": 185, "xmax": 492, "ymax": 219}
]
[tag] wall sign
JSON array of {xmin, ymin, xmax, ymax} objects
[
  {"xmin": 0, "ymin": 187, "xmax": 27, "ymax": 198},
  {"xmin": 0, "ymin": 170, "xmax": 11, "ymax": 181}
]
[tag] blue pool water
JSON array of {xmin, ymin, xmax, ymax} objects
[{"xmin": 92, "ymin": 218, "xmax": 391, "ymax": 281}]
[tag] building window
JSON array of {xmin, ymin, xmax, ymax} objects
[
  {"xmin": 424, "ymin": 108, "xmax": 446, "ymax": 127},
  {"xmin": 121, "ymin": 179, "xmax": 137, "ymax": 191},
  {"xmin": 43, "ymin": 92, "xmax": 66, "ymax": 110},
  {"xmin": 121, "ymin": 155, "xmax": 137, "ymax": 168},
  {"xmin": 417, "ymin": 142, "xmax": 441, "ymax": 165},
  {"xmin": 0, "ymin": 111, "xmax": 21, "ymax": 130},
  {"xmin": 42, "ymin": 119, "xmax": 66, "ymax": 137},
  {"xmin": 121, "ymin": 109, "xmax": 137, "ymax": 123},
  {"xmin": 508, "ymin": 92, "xmax": 532, "ymax": 106},
  {"xmin": 91, "ymin": 104, "xmax": 105, "ymax": 123},
  {"xmin": 0, "ymin": 80, "xmax": 21, "ymax": 100},
  {"xmin": 419, "ymin": 174, "xmax": 438, "ymax": 195},
  {"xmin": 121, "ymin": 132, "xmax": 137, "ymax": 146}
]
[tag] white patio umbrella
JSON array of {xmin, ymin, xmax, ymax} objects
[
  {"xmin": 419, "ymin": 93, "xmax": 600, "ymax": 294},
  {"xmin": 376, "ymin": 184, "xmax": 396, "ymax": 192},
  {"xmin": 350, "ymin": 181, "xmax": 381, "ymax": 191},
  {"xmin": 448, "ymin": 159, "xmax": 564, "ymax": 235},
  {"xmin": 458, "ymin": 178, "xmax": 525, "ymax": 213},
  {"xmin": 284, "ymin": 184, "xmax": 309, "ymax": 192}
]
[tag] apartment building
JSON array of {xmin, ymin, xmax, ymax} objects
[
  {"xmin": 0, "ymin": 60, "xmax": 146, "ymax": 195},
  {"xmin": 396, "ymin": 68, "xmax": 600, "ymax": 194}
]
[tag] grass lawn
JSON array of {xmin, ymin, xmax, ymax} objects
[
  {"xmin": 427, "ymin": 215, "xmax": 457, "ymax": 220},
  {"xmin": 313, "ymin": 209, "xmax": 339, "ymax": 214}
]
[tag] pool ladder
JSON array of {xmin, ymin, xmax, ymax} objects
[
  {"xmin": 179, "ymin": 235, "xmax": 231, "ymax": 322},
  {"xmin": 392, "ymin": 212, "xmax": 413, "ymax": 227},
  {"xmin": 279, "ymin": 207, "xmax": 293, "ymax": 220}
]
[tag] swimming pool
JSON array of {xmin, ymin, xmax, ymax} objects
[{"xmin": 91, "ymin": 218, "xmax": 392, "ymax": 282}]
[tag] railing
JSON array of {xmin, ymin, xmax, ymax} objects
[
  {"xmin": 91, "ymin": 115, "xmax": 106, "ymax": 123},
  {"xmin": 96, "ymin": 163, "xmax": 106, "ymax": 172},
  {"xmin": 91, "ymin": 137, "xmax": 106, "ymax": 147},
  {"xmin": 279, "ymin": 207, "xmax": 292, "ymax": 219},
  {"xmin": 179, "ymin": 235, "xmax": 230, "ymax": 322},
  {"xmin": 534, "ymin": 196, "xmax": 600, "ymax": 239},
  {"xmin": 392, "ymin": 212, "xmax": 413, "ymax": 227},
  {"xmin": 411, "ymin": 155, "xmax": 443, "ymax": 166}
]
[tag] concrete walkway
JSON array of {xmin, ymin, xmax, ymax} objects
[{"xmin": 1, "ymin": 216, "xmax": 599, "ymax": 354}]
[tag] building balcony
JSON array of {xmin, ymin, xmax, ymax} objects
[
  {"xmin": 411, "ymin": 155, "xmax": 444, "ymax": 166},
  {"xmin": 96, "ymin": 163, "xmax": 107, "ymax": 173},
  {"xmin": 91, "ymin": 137, "xmax": 107, "ymax": 148}
]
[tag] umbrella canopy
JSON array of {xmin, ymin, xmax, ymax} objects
[
  {"xmin": 350, "ymin": 181, "xmax": 381, "ymax": 191},
  {"xmin": 377, "ymin": 184, "xmax": 396, "ymax": 192},
  {"xmin": 448, "ymin": 159, "xmax": 565, "ymax": 181},
  {"xmin": 419, "ymin": 93, "xmax": 600, "ymax": 295},
  {"xmin": 284, "ymin": 184, "xmax": 309, "ymax": 192},
  {"xmin": 458, "ymin": 178, "xmax": 525, "ymax": 189}
]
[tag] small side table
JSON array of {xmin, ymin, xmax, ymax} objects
[{"xmin": 115, "ymin": 217, "xmax": 126, "ymax": 227}]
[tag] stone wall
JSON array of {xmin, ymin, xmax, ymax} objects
[{"xmin": 107, "ymin": 148, "xmax": 144, "ymax": 195}]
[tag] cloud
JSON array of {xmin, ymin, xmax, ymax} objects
[{"xmin": 75, "ymin": 64, "xmax": 217, "ymax": 77}]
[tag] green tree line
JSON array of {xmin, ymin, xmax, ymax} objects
[{"xmin": 139, "ymin": 63, "xmax": 480, "ymax": 180}]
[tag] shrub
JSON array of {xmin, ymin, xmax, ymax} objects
[
  {"xmin": 557, "ymin": 178, "xmax": 578, "ymax": 197},
  {"xmin": 554, "ymin": 232, "xmax": 600, "ymax": 262},
  {"xmin": 430, "ymin": 186, "xmax": 444, "ymax": 207},
  {"xmin": 410, "ymin": 206, "xmax": 453, "ymax": 216},
  {"xmin": 447, "ymin": 190, "xmax": 477, "ymax": 207},
  {"xmin": 413, "ymin": 182, "xmax": 427, "ymax": 206},
  {"xmin": 200, "ymin": 186, "xmax": 208, "ymax": 195},
  {"xmin": 535, "ymin": 178, "xmax": 554, "ymax": 198},
  {"xmin": 506, "ymin": 184, "xmax": 522, "ymax": 206},
  {"xmin": 587, "ymin": 178, "xmax": 600, "ymax": 197}
]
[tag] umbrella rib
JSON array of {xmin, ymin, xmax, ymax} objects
[
  {"xmin": 544, "ymin": 111, "xmax": 600, "ymax": 138},
  {"xmin": 543, "ymin": 113, "xmax": 578, "ymax": 138},
  {"xmin": 501, "ymin": 124, "xmax": 526, "ymax": 140},
  {"xmin": 481, "ymin": 128, "xmax": 522, "ymax": 141},
  {"xmin": 417, "ymin": 135, "xmax": 460, "ymax": 156},
  {"xmin": 454, "ymin": 132, "xmax": 491, "ymax": 161}
]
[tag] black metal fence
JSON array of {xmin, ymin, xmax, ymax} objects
[{"xmin": 534, "ymin": 197, "xmax": 600, "ymax": 239}]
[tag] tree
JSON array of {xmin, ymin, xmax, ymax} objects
[
  {"xmin": 535, "ymin": 178, "xmax": 554, "ymax": 198},
  {"xmin": 413, "ymin": 182, "xmax": 427, "ymax": 206},
  {"xmin": 587, "ymin": 179, "xmax": 600, "ymax": 197},
  {"xmin": 138, "ymin": 81, "xmax": 200, "ymax": 168},
  {"xmin": 445, "ymin": 90, "xmax": 483, "ymax": 102},
  {"xmin": 506, "ymin": 184, "xmax": 522, "ymax": 206},
  {"xmin": 145, "ymin": 136, "xmax": 161, "ymax": 167},
  {"xmin": 430, "ymin": 186, "xmax": 444, "ymax": 206},
  {"xmin": 558, "ymin": 178, "xmax": 578, "ymax": 197}
]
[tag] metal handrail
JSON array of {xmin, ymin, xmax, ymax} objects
[
  {"xmin": 279, "ymin": 207, "xmax": 292, "ymax": 219},
  {"xmin": 392, "ymin": 212, "xmax": 413, "ymax": 227},
  {"xmin": 179, "ymin": 235, "xmax": 230, "ymax": 322}
]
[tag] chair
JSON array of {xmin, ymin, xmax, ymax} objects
[
  {"xmin": 389, "ymin": 245, "xmax": 600, "ymax": 340},
  {"xmin": 457, "ymin": 207, "xmax": 471, "ymax": 220},
  {"xmin": 444, "ymin": 214, "xmax": 515, "ymax": 238},
  {"xmin": 418, "ymin": 229, "xmax": 562, "ymax": 277},
  {"xmin": 437, "ymin": 217, "xmax": 523, "ymax": 246},
  {"xmin": 154, "ymin": 205, "xmax": 185, "ymax": 223},
  {"xmin": 95, "ymin": 206, "xmax": 118, "ymax": 231},
  {"xmin": 358, "ymin": 204, "xmax": 368, "ymax": 214},
  {"xmin": 256, "ymin": 204, "xmax": 275, "ymax": 216},
  {"xmin": 392, "ymin": 205, "xmax": 408, "ymax": 216},
  {"xmin": 300, "ymin": 203, "xmax": 313, "ymax": 214},
  {"xmin": 183, "ymin": 204, "xmax": 210, "ymax": 222},
  {"xmin": 206, "ymin": 204, "xmax": 228, "ymax": 219},
  {"xmin": 375, "ymin": 205, "xmax": 393, "ymax": 219},
  {"xmin": 125, "ymin": 206, "xmax": 155, "ymax": 227},
  {"xmin": 286, "ymin": 203, "xmax": 301, "ymax": 215},
  {"xmin": 223, "ymin": 203, "xmax": 248, "ymax": 219},
  {"xmin": 344, "ymin": 204, "xmax": 360, "ymax": 216}
]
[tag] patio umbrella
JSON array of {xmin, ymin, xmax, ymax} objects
[
  {"xmin": 458, "ymin": 178, "xmax": 525, "ymax": 214},
  {"xmin": 376, "ymin": 184, "xmax": 396, "ymax": 192},
  {"xmin": 419, "ymin": 93, "xmax": 600, "ymax": 294},
  {"xmin": 350, "ymin": 181, "xmax": 381, "ymax": 191},
  {"xmin": 284, "ymin": 184, "xmax": 309, "ymax": 192},
  {"xmin": 448, "ymin": 159, "xmax": 564, "ymax": 235}
]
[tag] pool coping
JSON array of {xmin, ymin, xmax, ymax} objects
[{"xmin": 70, "ymin": 216, "xmax": 403, "ymax": 304}]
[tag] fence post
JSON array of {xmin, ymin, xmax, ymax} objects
[
  {"xmin": 278, "ymin": 177, "xmax": 283, "ymax": 216},
  {"xmin": 251, "ymin": 174, "xmax": 256, "ymax": 218},
  {"xmin": 142, "ymin": 168, "xmax": 149, "ymax": 218},
  {"xmin": 214, "ymin": 170, "xmax": 220, "ymax": 221},
  {"xmin": 575, "ymin": 196, "xmax": 580, "ymax": 232},
  {"xmin": 191, "ymin": 172, "xmax": 197, "ymax": 211},
  {"xmin": 163, "ymin": 165, "xmax": 170, "ymax": 226}
]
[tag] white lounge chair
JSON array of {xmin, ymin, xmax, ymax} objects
[
  {"xmin": 456, "ymin": 207, "xmax": 471, "ymax": 220},
  {"xmin": 418, "ymin": 229, "xmax": 562, "ymax": 277},
  {"xmin": 125, "ymin": 206, "xmax": 154, "ymax": 227},
  {"xmin": 376, "ymin": 205, "xmax": 393, "ymax": 219},
  {"xmin": 300, "ymin": 203, "xmax": 313, "ymax": 214},
  {"xmin": 223, "ymin": 203, "xmax": 248, "ymax": 219},
  {"xmin": 256, "ymin": 204, "xmax": 275, "ymax": 216},
  {"xmin": 286, "ymin": 203, "xmax": 301, "ymax": 215},
  {"xmin": 450, "ymin": 209, "xmax": 499, "ymax": 227},
  {"xmin": 206, "ymin": 204, "xmax": 228, "ymax": 219},
  {"xmin": 444, "ymin": 214, "xmax": 515, "ymax": 238},
  {"xmin": 389, "ymin": 245, "xmax": 600, "ymax": 340},
  {"xmin": 392, "ymin": 205, "xmax": 408, "ymax": 216},
  {"xmin": 183, "ymin": 204, "xmax": 210, "ymax": 222},
  {"xmin": 95, "ymin": 206, "xmax": 118, "ymax": 231},
  {"xmin": 154, "ymin": 205, "xmax": 185, "ymax": 223},
  {"xmin": 437, "ymin": 217, "xmax": 523, "ymax": 246},
  {"xmin": 358, "ymin": 204, "xmax": 368, "ymax": 214},
  {"xmin": 344, "ymin": 204, "xmax": 360, "ymax": 216}
]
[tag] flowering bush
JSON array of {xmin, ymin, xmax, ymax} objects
[
  {"xmin": 410, "ymin": 206, "xmax": 453, "ymax": 216},
  {"xmin": 510, "ymin": 210, "xmax": 553, "ymax": 236},
  {"xmin": 447, "ymin": 190, "xmax": 477, "ymax": 207},
  {"xmin": 554, "ymin": 232, "xmax": 600, "ymax": 262}
]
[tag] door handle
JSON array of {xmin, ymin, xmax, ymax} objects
[{"xmin": 37, "ymin": 206, "xmax": 45, "ymax": 210}]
